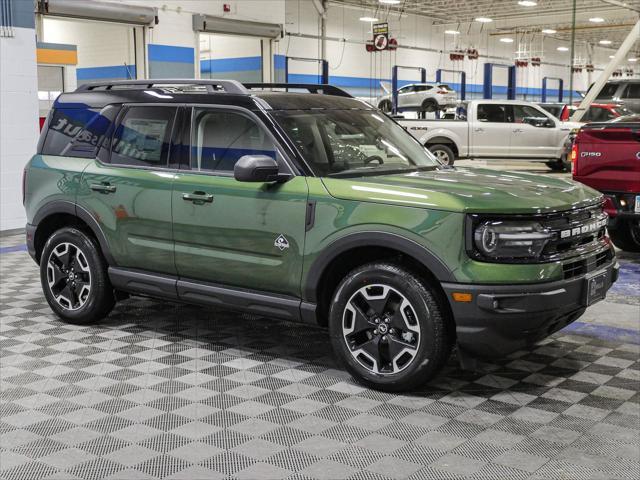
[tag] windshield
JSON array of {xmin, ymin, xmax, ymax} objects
[{"xmin": 272, "ymin": 110, "xmax": 440, "ymax": 177}]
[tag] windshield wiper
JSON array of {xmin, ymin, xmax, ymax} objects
[{"xmin": 327, "ymin": 166, "xmax": 436, "ymax": 178}]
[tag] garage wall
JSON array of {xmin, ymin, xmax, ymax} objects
[{"xmin": 0, "ymin": 0, "xmax": 39, "ymax": 231}]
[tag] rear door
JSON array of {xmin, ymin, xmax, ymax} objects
[
  {"xmin": 398, "ymin": 85, "xmax": 417, "ymax": 109},
  {"xmin": 621, "ymin": 83, "xmax": 640, "ymax": 113},
  {"xmin": 78, "ymin": 105, "xmax": 180, "ymax": 274},
  {"xmin": 471, "ymin": 103, "xmax": 512, "ymax": 157}
]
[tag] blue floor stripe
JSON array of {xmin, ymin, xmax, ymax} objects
[
  {"xmin": 562, "ymin": 321, "xmax": 640, "ymax": 345},
  {"xmin": 0, "ymin": 244, "xmax": 27, "ymax": 254}
]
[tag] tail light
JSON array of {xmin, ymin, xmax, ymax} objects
[
  {"xmin": 22, "ymin": 168, "xmax": 27, "ymax": 205},
  {"xmin": 570, "ymin": 143, "xmax": 578, "ymax": 175}
]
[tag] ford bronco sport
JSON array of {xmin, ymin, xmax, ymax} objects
[{"xmin": 24, "ymin": 80, "xmax": 619, "ymax": 391}]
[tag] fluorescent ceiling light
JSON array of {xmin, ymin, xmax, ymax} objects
[
  {"xmin": 589, "ymin": 17, "xmax": 605, "ymax": 23},
  {"xmin": 359, "ymin": 16, "xmax": 379, "ymax": 22},
  {"xmin": 557, "ymin": 46, "xmax": 569, "ymax": 51},
  {"xmin": 609, "ymin": 55, "xmax": 615, "ymax": 58},
  {"xmin": 500, "ymin": 37, "xmax": 514, "ymax": 43},
  {"xmin": 475, "ymin": 17, "xmax": 493, "ymax": 23},
  {"xmin": 444, "ymin": 30, "xmax": 460, "ymax": 34},
  {"xmin": 541, "ymin": 29, "xmax": 557, "ymax": 34},
  {"xmin": 599, "ymin": 40, "xmax": 612, "ymax": 45},
  {"xmin": 379, "ymin": 0, "xmax": 401, "ymax": 4},
  {"xmin": 518, "ymin": 1, "xmax": 537, "ymax": 6},
  {"xmin": 629, "ymin": 58, "xmax": 638, "ymax": 62}
]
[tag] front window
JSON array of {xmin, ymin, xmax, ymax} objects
[{"xmin": 272, "ymin": 110, "xmax": 440, "ymax": 177}]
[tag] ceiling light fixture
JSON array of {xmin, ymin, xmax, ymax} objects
[
  {"xmin": 359, "ymin": 16, "xmax": 379, "ymax": 22},
  {"xmin": 557, "ymin": 46, "xmax": 569, "ymax": 51},
  {"xmin": 475, "ymin": 17, "xmax": 493, "ymax": 23},
  {"xmin": 541, "ymin": 29, "xmax": 557, "ymax": 34},
  {"xmin": 589, "ymin": 17, "xmax": 605, "ymax": 23},
  {"xmin": 599, "ymin": 40, "xmax": 612, "ymax": 45},
  {"xmin": 609, "ymin": 55, "xmax": 615, "ymax": 58},
  {"xmin": 379, "ymin": 0, "xmax": 401, "ymax": 4},
  {"xmin": 500, "ymin": 37, "xmax": 514, "ymax": 43},
  {"xmin": 445, "ymin": 30, "xmax": 460, "ymax": 35},
  {"xmin": 518, "ymin": 1, "xmax": 537, "ymax": 6},
  {"xmin": 629, "ymin": 58, "xmax": 638, "ymax": 62}
]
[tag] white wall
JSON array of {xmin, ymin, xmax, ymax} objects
[{"xmin": 0, "ymin": 27, "xmax": 39, "ymax": 231}]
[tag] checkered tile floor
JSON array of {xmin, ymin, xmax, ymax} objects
[{"xmin": 1, "ymin": 233, "xmax": 639, "ymax": 480}]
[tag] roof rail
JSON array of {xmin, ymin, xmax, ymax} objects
[
  {"xmin": 76, "ymin": 79, "xmax": 248, "ymax": 94},
  {"xmin": 244, "ymin": 83, "xmax": 353, "ymax": 98}
]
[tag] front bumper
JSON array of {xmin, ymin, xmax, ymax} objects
[{"xmin": 443, "ymin": 259, "xmax": 619, "ymax": 359}]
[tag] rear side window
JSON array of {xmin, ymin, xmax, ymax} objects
[
  {"xmin": 191, "ymin": 109, "xmax": 276, "ymax": 173},
  {"xmin": 623, "ymin": 83, "xmax": 640, "ymax": 99},
  {"xmin": 110, "ymin": 106, "xmax": 177, "ymax": 167},
  {"xmin": 477, "ymin": 104, "xmax": 512, "ymax": 123}
]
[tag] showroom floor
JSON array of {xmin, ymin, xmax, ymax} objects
[{"xmin": 1, "ymin": 164, "xmax": 639, "ymax": 480}]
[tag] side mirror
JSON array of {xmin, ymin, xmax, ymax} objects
[{"xmin": 234, "ymin": 155, "xmax": 288, "ymax": 183}]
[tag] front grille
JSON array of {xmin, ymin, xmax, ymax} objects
[
  {"xmin": 539, "ymin": 203, "xmax": 609, "ymax": 262},
  {"xmin": 562, "ymin": 249, "xmax": 612, "ymax": 280}
]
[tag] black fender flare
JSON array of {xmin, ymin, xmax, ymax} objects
[
  {"xmin": 304, "ymin": 231, "xmax": 454, "ymax": 302},
  {"xmin": 32, "ymin": 200, "xmax": 116, "ymax": 266}
]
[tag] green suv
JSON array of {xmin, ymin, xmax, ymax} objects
[{"xmin": 24, "ymin": 80, "xmax": 618, "ymax": 391}]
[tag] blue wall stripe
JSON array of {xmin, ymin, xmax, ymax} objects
[
  {"xmin": 77, "ymin": 65, "xmax": 136, "ymax": 81},
  {"xmin": 0, "ymin": 245, "xmax": 27, "ymax": 255},
  {"xmin": 200, "ymin": 56, "xmax": 262, "ymax": 74},
  {"xmin": 148, "ymin": 44, "xmax": 194, "ymax": 64},
  {"xmin": 3, "ymin": 0, "xmax": 35, "ymax": 29}
]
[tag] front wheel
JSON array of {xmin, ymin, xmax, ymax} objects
[
  {"xmin": 329, "ymin": 262, "xmax": 453, "ymax": 392},
  {"xmin": 40, "ymin": 227, "xmax": 115, "ymax": 324},
  {"xmin": 378, "ymin": 100, "xmax": 392, "ymax": 113},
  {"xmin": 545, "ymin": 159, "xmax": 566, "ymax": 171},
  {"xmin": 428, "ymin": 144, "xmax": 456, "ymax": 166},
  {"xmin": 610, "ymin": 220, "xmax": 640, "ymax": 253}
]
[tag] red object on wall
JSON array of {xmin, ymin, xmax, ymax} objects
[
  {"xmin": 39, "ymin": 117, "xmax": 46, "ymax": 131},
  {"xmin": 223, "ymin": 3, "xmax": 231, "ymax": 12},
  {"xmin": 388, "ymin": 38, "xmax": 398, "ymax": 50}
]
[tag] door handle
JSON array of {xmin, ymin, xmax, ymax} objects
[
  {"xmin": 513, "ymin": 128, "xmax": 523, "ymax": 133},
  {"xmin": 182, "ymin": 192, "xmax": 214, "ymax": 203},
  {"xmin": 90, "ymin": 183, "xmax": 116, "ymax": 194},
  {"xmin": 474, "ymin": 128, "xmax": 484, "ymax": 132}
]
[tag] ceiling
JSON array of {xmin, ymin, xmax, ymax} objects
[{"xmin": 331, "ymin": 0, "xmax": 640, "ymax": 51}]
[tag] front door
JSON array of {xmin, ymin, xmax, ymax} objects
[
  {"xmin": 172, "ymin": 107, "xmax": 308, "ymax": 297},
  {"xmin": 510, "ymin": 104, "xmax": 556, "ymax": 158},
  {"xmin": 471, "ymin": 103, "xmax": 513, "ymax": 157},
  {"xmin": 78, "ymin": 105, "xmax": 179, "ymax": 274}
]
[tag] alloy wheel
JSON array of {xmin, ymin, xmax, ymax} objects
[
  {"xmin": 342, "ymin": 284, "xmax": 421, "ymax": 375},
  {"xmin": 433, "ymin": 150, "xmax": 450, "ymax": 164},
  {"xmin": 46, "ymin": 242, "xmax": 92, "ymax": 311}
]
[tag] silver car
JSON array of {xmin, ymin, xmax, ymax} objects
[
  {"xmin": 377, "ymin": 82, "xmax": 457, "ymax": 113},
  {"xmin": 591, "ymin": 80, "xmax": 640, "ymax": 113}
]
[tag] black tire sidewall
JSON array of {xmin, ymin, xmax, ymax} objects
[
  {"xmin": 422, "ymin": 100, "xmax": 437, "ymax": 112},
  {"xmin": 329, "ymin": 263, "xmax": 447, "ymax": 391},
  {"xmin": 40, "ymin": 227, "xmax": 113, "ymax": 323},
  {"xmin": 610, "ymin": 220, "xmax": 640, "ymax": 253}
]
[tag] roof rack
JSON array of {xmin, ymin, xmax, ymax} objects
[
  {"xmin": 76, "ymin": 79, "xmax": 248, "ymax": 94},
  {"xmin": 244, "ymin": 83, "xmax": 353, "ymax": 98}
]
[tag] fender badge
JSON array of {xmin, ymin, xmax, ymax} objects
[{"xmin": 274, "ymin": 235, "xmax": 290, "ymax": 251}]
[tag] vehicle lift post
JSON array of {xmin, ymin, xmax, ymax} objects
[
  {"xmin": 435, "ymin": 69, "xmax": 466, "ymax": 100},
  {"xmin": 391, "ymin": 65, "xmax": 427, "ymax": 115},
  {"xmin": 284, "ymin": 56, "xmax": 329, "ymax": 84},
  {"xmin": 541, "ymin": 77, "xmax": 564, "ymax": 103},
  {"xmin": 483, "ymin": 63, "xmax": 516, "ymax": 100}
]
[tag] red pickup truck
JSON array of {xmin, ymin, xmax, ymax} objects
[{"xmin": 572, "ymin": 116, "xmax": 640, "ymax": 252}]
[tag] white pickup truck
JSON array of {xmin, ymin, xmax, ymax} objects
[{"xmin": 398, "ymin": 100, "xmax": 580, "ymax": 170}]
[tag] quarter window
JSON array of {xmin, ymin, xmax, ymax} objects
[
  {"xmin": 623, "ymin": 83, "xmax": 640, "ymax": 99},
  {"xmin": 191, "ymin": 109, "xmax": 276, "ymax": 173},
  {"xmin": 110, "ymin": 106, "xmax": 176, "ymax": 167}
]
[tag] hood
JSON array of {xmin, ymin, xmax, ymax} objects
[{"xmin": 321, "ymin": 167, "xmax": 602, "ymax": 214}]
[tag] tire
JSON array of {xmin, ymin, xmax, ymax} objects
[
  {"xmin": 561, "ymin": 153, "xmax": 571, "ymax": 172},
  {"xmin": 40, "ymin": 227, "xmax": 115, "ymax": 324},
  {"xmin": 545, "ymin": 159, "xmax": 565, "ymax": 171},
  {"xmin": 421, "ymin": 99, "xmax": 438, "ymax": 113},
  {"xmin": 610, "ymin": 220, "xmax": 640, "ymax": 253},
  {"xmin": 378, "ymin": 100, "xmax": 392, "ymax": 113},
  {"xmin": 428, "ymin": 144, "xmax": 456, "ymax": 166},
  {"xmin": 328, "ymin": 262, "xmax": 453, "ymax": 392}
]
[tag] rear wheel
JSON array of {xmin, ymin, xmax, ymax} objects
[
  {"xmin": 40, "ymin": 227, "xmax": 115, "ymax": 324},
  {"xmin": 329, "ymin": 262, "xmax": 453, "ymax": 392},
  {"xmin": 610, "ymin": 220, "xmax": 640, "ymax": 252},
  {"xmin": 421, "ymin": 99, "xmax": 438, "ymax": 113},
  {"xmin": 428, "ymin": 144, "xmax": 456, "ymax": 166}
]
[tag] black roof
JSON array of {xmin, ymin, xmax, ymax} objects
[{"xmin": 54, "ymin": 80, "xmax": 370, "ymax": 111}]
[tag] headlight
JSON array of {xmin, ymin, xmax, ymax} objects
[{"xmin": 472, "ymin": 220, "xmax": 553, "ymax": 260}]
